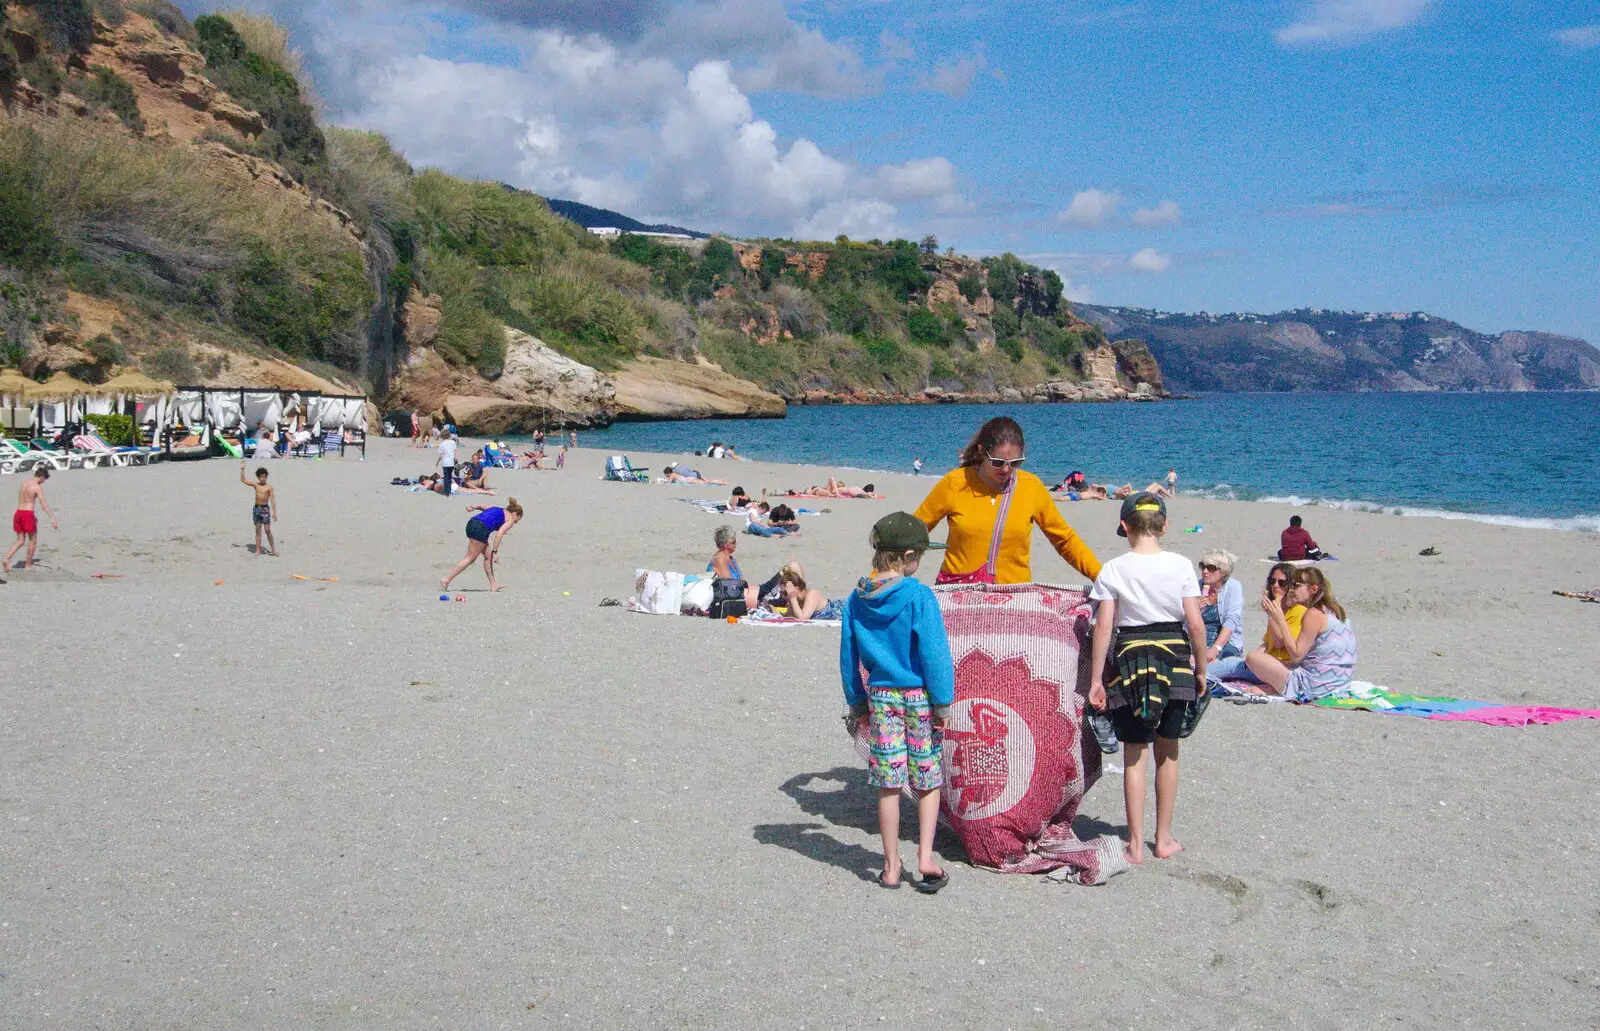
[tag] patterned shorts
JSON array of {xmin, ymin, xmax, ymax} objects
[
  {"xmin": 252, "ymin": 504, "xmax": 272, "ymax": 526},
  {"xmin": 866, "ymin": 686, "xmax": 943, "ymax": 792}
]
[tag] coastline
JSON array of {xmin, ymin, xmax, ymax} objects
[{"xmin": 4, "ymin": 438, "xmax": 1599, "ymax": 1028}]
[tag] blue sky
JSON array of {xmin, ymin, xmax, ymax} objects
[{"xmin": 190, "ymin": 0, "xmax": 1600, "ymax": 342}]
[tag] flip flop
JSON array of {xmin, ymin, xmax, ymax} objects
[
  {"xmin": 914, "ymin": 870, "xmax": 949, "ymax": 894},
  {"xmin": 876, "ymin": 869, "xmax": 902, "ymax": 890}
]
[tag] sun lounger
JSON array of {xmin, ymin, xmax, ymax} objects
[
  {"xmin": 27, "ymin": 439, "xmax": 86, "ymax": 470},
  {"xmin": 72, "ymin": 435, "xmax": 134, "ymax": 468},
  {"xmin": 84, "ymin": 430, "xmax": 157, "ymax": 465}
]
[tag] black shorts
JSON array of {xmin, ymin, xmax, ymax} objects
[
  {"xmin": 1110, "ymin": 700, "xmax": 1190, "ymax": 744},
  {"xmin": 465, "ymin": 516, "xmax": 491, "ymax": 543}
]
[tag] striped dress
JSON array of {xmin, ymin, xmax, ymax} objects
[{"xmin": 1286, "ymin": 612, "xmax": 1358, "ymax": 701}]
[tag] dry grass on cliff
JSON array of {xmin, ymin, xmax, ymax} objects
[
  {"xmin": 326, "ymin": 128, "xmax": 414, "ymax": 226},
  {"xmin": 219, "ymin": 9, "xmax": 303, "ymax": 80}
]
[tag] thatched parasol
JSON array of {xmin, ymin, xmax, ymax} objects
[
  {"xmin": 0, "ymin": 369, "xmax": 34, "ymax": 436},
  {"xmin": 25, "ymin": 372, "xmax": 95, "ymax": 401},
  {"xmin": 98, "ymin": 370, "xmax": 176, "ymax": 396}
]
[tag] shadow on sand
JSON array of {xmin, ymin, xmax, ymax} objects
[{"xmin": 752, "ymin": 766, "xmax": 967, "ymax": 881}]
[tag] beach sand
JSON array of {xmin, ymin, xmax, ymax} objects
[{"xmin": 3, "ymin": 439, "xmax": 1598, "ymax": 1028}]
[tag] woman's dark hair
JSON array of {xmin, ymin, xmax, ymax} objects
[
  {"xmin": 770, "ymin": 504, "xmax": 795, "ymax": 521},
  {"xmin": 862, "ymin": 483, "xmax": 875, "ymax": 493},
  {"xmin": 732, "ymin": 486, "xmax": 746, "ymax": 496},
  {"xmin": 960, "ymin": 416, "xmax": 1025, "ymax": 467}
]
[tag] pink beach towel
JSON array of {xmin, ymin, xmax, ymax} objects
[
  {"xmin": 854, "ymin": 583, "xmax": 1127, "ymax": 885},
  {"xmin": 1429, "ymin": 706, "xmax": 1600, "ymax": 727}
]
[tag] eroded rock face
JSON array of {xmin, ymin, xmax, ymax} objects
[
  {"xmin": 1111, "ymin": 339, "xmax": 1165, "ymax": 392},
  {"xmin": 497, "ymin": 329, "xmax": 616, "ymax": 426},
  {"xmin": 400, "ymin": 288, "xmax": 443, "ymax": 349},
  {"xmin": 613, "ymin": 357, "xmax": 785, "ymax": 420}
]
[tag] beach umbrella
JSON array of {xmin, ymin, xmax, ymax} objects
[
  {"xmin": 25, "ymin": 372, "xmax": 94, "ymax": 401},
  {"xmin": 98, "ymin": 370, "xmax": 176, "ymax": 397}
]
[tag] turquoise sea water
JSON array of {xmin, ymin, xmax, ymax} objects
[{"xmin": 564, "ymin": 393, "xmax": 1600, "ymax": 531}]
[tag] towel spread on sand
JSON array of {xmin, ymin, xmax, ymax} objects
[
  {"xmin": 1213, "ymin": 680, "xmax": 1600, "ymax": 727},
  {"xmin": 851, "ymin": 583, "xmax": 1128, "ymax": 886},
  {"xmin": 737, "ymin": 610, "xmax": 841, "ymax": 628},
  {"xmin": 1552, "ymin": 588, "xmax": 1600, "ymax": 603}
]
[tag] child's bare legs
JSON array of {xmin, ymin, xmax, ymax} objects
[
  {"xmin": 253, "ymin": 521, "xmax": 264, "ymax": 557},
  {"xmin": 264, "ymin": 524, "xmax": 277, "ymax": 557},
  {"xmin": 1152, "ymin": 736, "xmax": 1184, "ymax": 858},
  {"xmin": 877, "ymin": 788, "xmax": 902, "ymax": 884},
  {"xmin": 1122, "ymin": 741, "xmax": 1150, "ymax": 863},
  {"xmin": 5, "ymin": 533, "xmax": 24, "ymax": 570},
  {"xmin": 915, "ymin": 787, "xmax": 943, "ymax": 878}
]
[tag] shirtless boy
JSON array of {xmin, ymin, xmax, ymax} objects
[
  {"xmin": 240, "ymin": 462, "xmax": 278, "ymax": 556},
  {"xmin": 6, "ymin": 468, "xmax": 59, "ymax": 570}
]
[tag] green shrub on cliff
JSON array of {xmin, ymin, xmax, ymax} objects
[
  {"xmin": 194, "ymin": 14, "xmax": 324, "ymax": 173},
  {"xmin": 75, "ymin": 67, "xmax": 145, "ymax": 131}
]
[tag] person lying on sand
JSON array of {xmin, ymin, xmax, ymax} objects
[
  {"xmin": 784, "ymin": 478, "xmax": 882, "ymax": 499},
  {"xmin": 777, "ymin": 567, "xmax": 843, "ymax": 620},
  {"xmin": 662, "ymin": 465, "xmax": 728, "ymax": 486}
]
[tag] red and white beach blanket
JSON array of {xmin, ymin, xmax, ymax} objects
[{"xmin": 855, "ymin": 583, "xmax": 1128, "ymax": 885}]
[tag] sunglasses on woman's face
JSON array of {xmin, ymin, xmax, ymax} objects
[
  {"xmin": 983, "ymin": 451, "xmax": 1026, "ymax": 470},
  {"xmin": 1200, "ymin": 563, "xmax": 1219, "ymax": 572},
  {"xmin": 1268, "ymin": 577, "xmax": 1289, "ymax": 587}
]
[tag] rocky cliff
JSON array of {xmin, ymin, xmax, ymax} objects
[{"xmin": 1078, "ymin": 305, "xmax": 1600, "ymax": 393}]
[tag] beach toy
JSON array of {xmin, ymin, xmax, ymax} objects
[
  {"xmin": 214, "ymin": 580, "xmax": 224, "ymax": 586},
  {"xmin": 726, "ymin": 615, "xmax": 739, "ymax": 624},
  {"xmin": 439, "ymin": 594, "xmax": 450, "ymax": 601},
  {"xmin": 563, "ymin": 591, "xmax": 571, "ymax": 596},
  {"xmin": 454, "ymin": 595, "xmax": 466, "ymax": 603},
  {"xmin": 1185, "ymin": 525, "xmax": 1204, "ymax": 533}
]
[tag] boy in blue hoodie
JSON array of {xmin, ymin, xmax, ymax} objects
[{"xmin": 841, "ymin": 512, "xmax": 956, "ymax": 893}]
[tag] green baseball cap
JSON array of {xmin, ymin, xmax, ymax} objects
[{"xmin": 871, "ymin": 512, "xmax": 930, "ymax": 551}]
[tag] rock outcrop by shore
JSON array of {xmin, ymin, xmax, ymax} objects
[{"xmin": 613, "ymin": 357, "xmax": 786, "ymax": 420}]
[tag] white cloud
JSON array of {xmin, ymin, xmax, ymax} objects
[
  {"xmin": 1130, "ymin": 199, "xmax": 1182, "ymax": 227},
  {"xmin": 1062, "ymin": 279, "xmax": 1093, "ymax": 303},
  {"xmin": 211, "ymin": 0, "xmax": 971, "ymax": 237},
  {"xmin": 1276, "ymin": 0, "xmax": 1432, "ymax": 46},
  {"xmin": 877, "ymin": 29, "xmax": 914, "ymax": 63},
  {"xmin": 1128, "ymin": 247, "xmax": 1171, "ymax": 273},
  {"xmin": 1057, "ymin": 188, "xmax": 1123, "ymax": 228},
  {"xmin": 917, "ymin": 43, "xmax": 989, "ymax": 99},
  {"xmin": 1553, "ymin": 25, "xmax": 1600, "ymax": 50}
]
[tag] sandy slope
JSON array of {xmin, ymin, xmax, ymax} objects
[{"xmin": 2, "ymin": 439, "xmax": 1597, "ymax": 1029}]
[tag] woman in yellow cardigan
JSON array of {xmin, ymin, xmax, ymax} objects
[{"xmin": 913, "ymin": 416, "xmax": 1102, "ymax": 584}]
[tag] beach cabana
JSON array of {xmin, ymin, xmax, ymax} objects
[
  {"xmin": 25, "ymin": 373, "xmax": 94, "ymax": 441},
  {"xmin": 97, "ymin": 372, "xmax": 175, "ymax": 449},
  {"xmin": 0, "ymin": 369, "xmax": 36, "ymax": 439},
  {"xmin": 242, "ymin": 390, "xmax": 284, "ymax": 434}
]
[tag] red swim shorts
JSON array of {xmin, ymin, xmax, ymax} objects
[{"xmin": 13, "ymin": 509, "xmax": 38, "ymax": 534}]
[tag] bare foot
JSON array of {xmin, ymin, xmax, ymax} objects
[
  {"xmin": 440, "ymin": 578, "xmax": 451, "ymax": 590},
  {"xmin": 1154, "ymin": 839, "xmax": 1185, "ymax": 859},
  {"xmin": 1125, "ymin": 842, "xmax": 1145, "ymax": 865}
]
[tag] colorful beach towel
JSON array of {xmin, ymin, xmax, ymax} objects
[
  {"xmin": 737, "ymin": 610, "xmax": 841, "ymax": 628},
  {"xmin": 1214, "ymin": 680, "xmax": 1600, "ymax": 727},
  {"xmin": 852, "ymin": 583, "xmax": 1128, "ymax": 886},
  {"xmin": 1552, "ymin": 588, "xmax": 1600, "ymax": 603}
]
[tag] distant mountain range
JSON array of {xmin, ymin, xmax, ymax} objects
[
  {"xmin": 1074, "ymin": 305, "xmax": 1600, "ymax": 393},
  {"xmin": 540, "ymin": 198, "xmax": 708, "ymax": 239}
]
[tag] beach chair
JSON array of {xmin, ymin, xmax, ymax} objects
[
  {"xmin": 27, "ymin": 438, "xmax": 86, "ymax": 470},
  {"xmin": 72, "ymin": 434, "xmax": 135, "ymax": 468},
  {"xmin": 85, "ymin": 430, "xmax": 158, "ymax": 465},
  {"xmin": 604, "ymin": 455, "xmax": 651, "ymax": 483},
  {"xmin": 485, "ymin": 446, "xmax": 517, "ymax": 469},
  {"xmin": 0, "ymin": 438, "xmax": 66, "ymax": 474}
]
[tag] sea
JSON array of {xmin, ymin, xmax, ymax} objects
[{"xmin": 562, "ymin": 392, "xmax": 1600, "ymax": 532}]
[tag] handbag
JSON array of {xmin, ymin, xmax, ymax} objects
[
  {"xmin": 631, "ymin": 569, "xmax": 684, "ymax": 615},
  {"xmin": 934, "ymin": 476, "xmax": 1015, "ymax": 585},
  {"xmin": 708, "ymin": 577, "xmax": 748, "ymax": 619}
]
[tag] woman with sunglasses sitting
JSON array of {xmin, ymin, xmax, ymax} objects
[
  {"xmin": 912, "ymin": 416, "xmax": 1102, "ymax": 584},
  {"xmin": 1241, "ymin": 566, "xmax": 1356, "ymax": 701},
  {"xmin": 1197, "ymin": 549, "xmax": 1244, "ymax": 665},
  {"xmin": 1208, "ymin": 562, "xmax": 1302, "ymax": 685}
]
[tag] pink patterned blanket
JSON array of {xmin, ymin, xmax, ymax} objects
[{"xmin": 855, "ymin": 583, "xmax": 1128, "ymax": 885}]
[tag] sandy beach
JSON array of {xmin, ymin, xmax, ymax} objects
[{"xmin": 3, "ymin": 437, "xmax": 1598, "ymax": 1029}]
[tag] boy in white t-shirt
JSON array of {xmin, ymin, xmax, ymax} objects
[{"xmin": 1087, "ymin": 492, "xmax": 1208, "ymax": 865}]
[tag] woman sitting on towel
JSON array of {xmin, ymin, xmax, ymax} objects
[
  {"xmin": 708, "ymin": 525, "xmax": 758, "ymax": 610},
  {"xmin": 1197, "ymin": 549, "xmax": 1244, "ymax": 665},
  {"xmin": 1209, "ymin": 562, "xmax": 1301, "ymax": 684},
  {"xmin": 913, "ymin": 416, "xmax": 1101, "ymax": 584},
  {"xmin": 1239, "ymin": 567, "xmax": 1357, "ymax": 701}
]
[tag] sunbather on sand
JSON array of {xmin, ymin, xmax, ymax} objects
[
  {"xmin": 777, "ymin": 567, "xmax": 843, "ymax": 620},
  {"xmin": 663, "ymin": 465, "xmax": 727, "ymax": 485},
  {"xmin": 784, "ymin": 477, "xmax": 882, "ymax": 499}
]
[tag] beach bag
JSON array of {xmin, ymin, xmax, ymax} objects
[
  {"xmin": 708, "ymin": 578, "xmax": 748, "ymax": 619},
  {"xmin": 681, "ymin": 577, "xmax": 714, "ymax": 613},
  {"xmin": 632, "ymin": 570, "xmax": 684, "ymax": 615},
  {"xmin": 934, "ymin": 477, "xmax": 1014, "ymax": 585},
  {"xmin": 852, "ymin": 583, "xmax": 1128, "ymax": 885}
]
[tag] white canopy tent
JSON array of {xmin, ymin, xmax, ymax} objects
[{"xmin": 242, "ymin": 390, "xmax": 284, "ymax": 433}]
